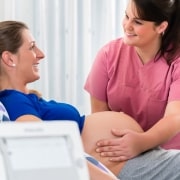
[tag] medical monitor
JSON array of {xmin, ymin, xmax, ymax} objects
[{"xmin": 0, "ymin": 120, "xmax": 90, "ymax": 180}]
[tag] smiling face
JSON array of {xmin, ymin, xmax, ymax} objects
[
  {"xmin": 13, "ymin": 29, "xmax": 45, "ymax": 84},
  {"xmin": 122, "ymin": 0, "xmax": 166, "ymax": 49}
]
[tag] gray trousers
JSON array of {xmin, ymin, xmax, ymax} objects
[{"xmin": 118, "ymin": 147, "xmax": 180, "ymax": 180}]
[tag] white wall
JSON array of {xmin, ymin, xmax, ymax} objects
[{"xmin": 0, "ymin": 0, "xmax": 127, "ymax": 115}]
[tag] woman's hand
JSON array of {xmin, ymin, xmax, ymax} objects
[{"xmin": 95, "ymin": 129, "xmax": 145, "ymax": 161}]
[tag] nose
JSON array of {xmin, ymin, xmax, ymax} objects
[
  {"xmin": 36, "ymin": 47, "xmax": 45, "ymax": 59},
  {"xmin": 123, "ymin": 18, "xmax": 133, "ymax": 31}
]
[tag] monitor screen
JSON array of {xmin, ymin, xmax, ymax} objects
[{"xmin": 4, "ymin": 136, "xmax": 72, "ymax": 170}]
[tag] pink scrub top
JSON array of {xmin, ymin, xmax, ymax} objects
[{"xmin": 84, "ymin": 38, "xmax": 180, "ymax": 149}]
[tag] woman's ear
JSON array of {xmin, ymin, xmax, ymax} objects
[
  {"xmin": 1, "ymin": 51, "xmax": 16, "ymax": 67},
  {"xmin": 157, "ymin": 21, "xmax": 168, "ymax": 35}
]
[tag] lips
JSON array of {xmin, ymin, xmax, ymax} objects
[
  {"xmin": 32, "ymin": 63, "xmax": 39, "ymax": 71},
  {"xmin": 125, "ymin": 32, "xmax": 136, "ymax": 36},
  {"xmin": 33, "ymin": 62, "xmax": 39, "ymax": 67}
]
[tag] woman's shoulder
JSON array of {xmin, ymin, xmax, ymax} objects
[
  {"xmin": 0, "ymin": 89, "xmax": 29, "ymax": 100},
  {"xmin": 0, "ymin": 89, "xmax": 39, "ymax": 98},
  {"xmin": 0, "ymin": 89, "xmax": 22, "ymax": 101},
  {"xmin": 0, "ymin": 89, "xmax": 40, "ymax": 106},
  {"xmin": 165, "ymin": 57, "xmax": 180, "ymax": 82},
  {"xmin": 168, "ymin": 57, "xmax": 180, "ymax": 71},
  {"xmin": 171, "ymin": 56, "xmax": 180, "ymax": 65}
]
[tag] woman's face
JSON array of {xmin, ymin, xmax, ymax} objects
[
  {"xmin": 13, "ymin": 29, "xmax": 45, "ymax": 84},
  {"xmin": 122, "ymin": 0, "xmax": 163, "ymax": 49}
]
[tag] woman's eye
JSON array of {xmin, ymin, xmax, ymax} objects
[
  {"xmin": 125, "ymin": 14, "xmax": 129, "ymax": 19},
  {"xmin": 134, "ymin": 20, "xmax": 143, "ymax": 25},
  {"xmin": 30, "ymin": 45, "xmax": 35, "ymax": 50}
]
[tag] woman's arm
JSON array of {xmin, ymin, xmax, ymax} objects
[
  {"xmin": 141, "ymin": 101, "xmax": 180, "ymax": 150},
  {"xmin": 90, "ymin": 96, "xmax": 110, "ymax": 113},
  {"xmin": 92, "ymin": 101, "xmax": 180, "ymax": 162},
  {"xmin": 15, "ymin": 114, "xmax": 42, "ymax": 122}
]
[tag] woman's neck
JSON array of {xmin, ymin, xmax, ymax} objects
[
  {"xmin": 135, "ymin": 38, "xmax": 161, "ymax": 64},
  {"xmin": 0, "ymin": 79, "xmax": 28, "ymax": 93},
  {"xmin": 135, "ymin": 48, "xmax": 159, "ymax": 64}
]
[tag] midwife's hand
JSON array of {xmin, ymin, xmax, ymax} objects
[{"xmin": 96, "ymin": 129, "xmax": 145, "ymax": 161}]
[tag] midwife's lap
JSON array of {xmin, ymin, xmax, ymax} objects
[{"xmin": 119, "ymin": 148, "xmax": 180, "ymax": 180}]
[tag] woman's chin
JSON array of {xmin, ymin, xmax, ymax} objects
[
  {"xmin": 123, "ymin": 36, "xmax": 138, "ymax": 46},
  {"xmin": 31, "ymin": 75, "xmax": 40, "ymax": 82}
]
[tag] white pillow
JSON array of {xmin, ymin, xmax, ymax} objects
[{"xmin": 0, "ymin": 102, "xmax": 10, "ymax": 122}]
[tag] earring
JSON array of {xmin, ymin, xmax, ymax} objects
[{"xmin": 12, "ymin": 63, "xmax": 16, "ymax": 67}]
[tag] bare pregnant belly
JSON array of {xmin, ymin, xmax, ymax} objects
[{"xmin": 81, "ymin": 111, "xmax": 143, "ymax": 175}]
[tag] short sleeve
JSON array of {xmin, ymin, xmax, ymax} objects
[
  {"xmin": 84, "ymin": 45, "xmax": 109, "ymax": 101},
  {"xmin": 168, "ymin": 58, "xmax": 180, "ymax": 102}
]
